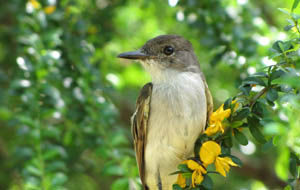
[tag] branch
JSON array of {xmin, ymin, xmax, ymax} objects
[{"xmin": 250, "ymin": 87, "xmax": 268, "ymax": 107}]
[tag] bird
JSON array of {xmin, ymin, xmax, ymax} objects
[{"xmin": 117, "ymin": 35, "xmax": 213, "ymax": 190}]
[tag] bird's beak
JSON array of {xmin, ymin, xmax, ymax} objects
[{"xmin": 117, "ymin": 50, "xmax": 150, "ymax": 60}]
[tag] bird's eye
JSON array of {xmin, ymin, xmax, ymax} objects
[{"xmin": 163, "ymin": 46, "xmax": 174, "ymax": 55}]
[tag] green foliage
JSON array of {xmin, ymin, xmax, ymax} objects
[
  {"xmin": 173, "ymin": 0, "xmax": 300, "ymax": 189},
  {"xmin": 0, "ymin": 0, "xmax": 299, "ymax": 190}
]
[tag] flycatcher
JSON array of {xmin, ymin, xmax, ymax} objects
[{"xmin": 118, "ymin": 35, "xmax": 213, "ymax": 190}]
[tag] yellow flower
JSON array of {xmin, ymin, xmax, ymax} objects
[
  {"xmin": 209, "ymin": 104, "xmax": 231, "ymax": 124},
  {"xmin": 215, "ymin": 157, "xmax": 238, "ymax": 177},
  {"xmin": 210, "ymin": 104, "xmax": 231, "ymax": 123},
  {"xmin": 204, "ymin": 121, "xmax": 224, "ymax": 136},
  {"xmin": 176, "ymin": 173, "xmax": 186, "ymax": 188},
  {"xmin": 205, "ymin": 104, "xmax": 231, "ymax": 136},
  {"xmin": 29, "ymin": 0, "xmax": 41, "ymax": 9},
  {"xmin": 199, "ymin": 141, "xmax": 221, "ymax": 165},
  {"xmin": 199, "ymin": 141, "xmax": 238, "ymax": 177},
  {"xmin": 187, "ymin": 160, "xmax": 207, "ymax": 187},
  {"xmin": 44, "ymin": 6, "xmax": 56, "ymax": 14}
]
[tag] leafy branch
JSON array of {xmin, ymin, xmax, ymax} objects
[{"xmin": 172, "ymin": 1, "xmax": 300, "ymax": 189}]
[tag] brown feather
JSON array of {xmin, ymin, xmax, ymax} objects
[
  {"xmin": 131, "ymin": 83, "xmax": 153, "ymax": 190},
  {"xmin": 199, "ymin": 71, "xmax": 213, "ymax": 126}
]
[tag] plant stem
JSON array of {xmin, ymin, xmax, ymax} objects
[{"xmin": 250, "ymin": 87, "xmax": 268, "ymax": 107}]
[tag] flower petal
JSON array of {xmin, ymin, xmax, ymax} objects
[
  {"xmin": 191, "ymin": 169, "xmax": 205, "ymax": 187},
  {"xmin": 187, "ymin": 160, "xmax": 201, "ymax": 170},
  {"xmin": 209, "ymin": 104, "xmax": 231, "ymax": 124},
  {"xmin": 195, "ymin": 170, "xmax": 204, "ymax": 184},
  {"xmin": 223, "ymin": 157, "xmax": 238, "ymax": 167},
  {"xmin": 191, "ymin": 170, "xmax": 196, "ymax": 187},
  {"xmin": 215, "ymin": 157, "xmax": 227, "ymax": 177},
  {"xmin": 176, "ymin": 173, "xmax": 186, "ymax": 188},
  {"xmin": 216, "ymin": 109, "xmax": 231, "ymax": 121},
  {"xmin": 200, "ymin": 141, "xmax": 221, "ymax": 165},
  {"xmin": 215, "ymin": 157, "xmax": 238, "ymax": 177},
  {"xmin": 204, "ymin": 124, "xmax": 220, "ymax": 136}
]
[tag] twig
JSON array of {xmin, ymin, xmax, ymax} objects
[{"xmin": 250, "ymin": 87, "xmax": 268, "ymax": 107}]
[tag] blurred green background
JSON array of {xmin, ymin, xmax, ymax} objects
[{"xmin": 0, "ymin": 0, "xmax": 299, "ymax": 189}]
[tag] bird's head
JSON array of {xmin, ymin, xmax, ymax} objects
[{"xmin": 118, "ymin": 35, "xmax": 201, "ymax": 82}]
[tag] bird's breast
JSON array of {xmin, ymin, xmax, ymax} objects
[{"xmin": 147, "ymin": 72, "xmax": 207, "ymax": 158}]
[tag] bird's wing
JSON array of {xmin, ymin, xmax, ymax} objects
[
  {"xmin": 131, "ymin": 82, "xmax": 153, "ymax": 190},
  {"xmin": 204, "ymin": 81, "xmax": 213, "ymax": 125},
  {"xmin": 199, "ymin": 72, "xmax": 213, "ymax": 125}
]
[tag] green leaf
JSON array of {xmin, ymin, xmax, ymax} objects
[
  {"xmin": 240, "ymin": 86, "xmax": 251, "ymax": 96},
  {"xmin": 178, "ymin": 164, "xmax": 192, "ymax": 173},
  {"xmin": 223, "ymin": 98, "xmax": 232, "ymax": 110},
  {"xmin": 279, "ymin": 84, "xmax": 292, "ymax": 92},
  {"xmin": 252, "ymin": 102, "xmax": 264, "ymax": 117},
  {"xmin": 269, "ymin": 52, "xmax": 282, "ymax": 59},
  {"xmin": 292, "ymin": 0, "xmax": 300, "ymax": 11},
  {"xmin": 266, "ymin": 88, "xmax": 278, "ymax": 102},
  {"xmin": 0, "ymin": 107, "xmax": 12, "ymax": 121},
  {"xmin": 111, "ymin": 178, "xmax": 129, "ymax": 190},
  {"xmin": 291, "ymin": 152, "xmax": 300, "ymax": 164},
  {"xmin": 182, "ymin": 173, "xmax": 192, "ymax": 178},
  {"xmin": 286, "ymin": 18, "xmax": 295, "ymax": 25},
  {"xmin": 262, "ymin": 138, "xmax": 274, "ymax": 151},
  {"xmin": 289, "ymin": 156, "xmax": 298, "ymax": 177},
  {"xmin": 185, "ymin": 177, "xmax": 192, "ymax": 187},
  {"xmin": 284, "ymin": 24, "xmax": 295, "ymax": 31},
  {"xmin": 43, "ymin": 147, "xmax": 65, "ymax": 160},
  {"xmin": 249, "ymin": 125, "xmax": 267, "ymax": 144},
  {"xmin": 273, "ymin": 135, "xmax": 279, "ymax": 145},
  {"xmin": 234, "ymin": 129, "xmax": 248, "ymax": 145},
  {"xmin": 252, "ymin": 72, "xmax": 268, "ymax": 78},
  {"xmin": 271, "ymin": 41, "xmax": 284, "ymax": 53},
  {"xmin": 51, "ymin": 172, "xmax": 68, "ymax": 187},
  {"xmin": 223, "ymin": 136, "xmax": 233, "ymax": 148},
  {"xmin": 223, "ymin": 128, "xmax": 233, "ymax": 148},
  {"xmin": 243, "ymin": 77, "xmax": 266, "ymax": 86},
  {"xmin": 233, "ymin": 107, "xmax": 250, "ymax": 121},
  {"xmin": 282, "ymin": 41, "xmax": 292, "ymax": 51},
  {"xmin": 229, "ymin": 155, "xmax": 243, "ymax": 167},
  {"xmin": 270, "ymin": 70, "xmax": 285, "ymax": 81},
  {"xmin": 275, "ymin": 148, "xmax": 289, "ymax": 180},
  {"xmin": 292, "ymin": 13, "xmax": 300, "ymax": 20},
  {"xmin": 264, "ymin": 122, "xmax": 282, "ymax": 135},
  {"xmin": 221, "ymin": 146, "xmax": 231, "ymax": 155},
  {"xmin": 247, "ymin": 116, "xmax": 260, "ymax": 126},
  {"xmin": 230, "ymin": 121, "xmax": 244, "ymax": 128},
  {"xmin": 284, "ymin": 185, "xmax": 292, "ymax": 190},
  {"xmin": 278, "ymin": 42, "xmax": 285, "ymax": 52},
  {"xmin": 26, "ymin": 165, "xmax": 42, "ymax": 176},
  {"xmin": 278, "ymin": 8, "xmax": 291, "ymax": 15},
  {"xmin": 102, "ymin": 164, "xmax": 124, "ymax": 176},
  {"xmin": 267, "ymin": 99, "xmax": 275, "ymax": 106},
  {"xmin": 202, "ymin": 175, "xmax": 213, "ymax": 189}
]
